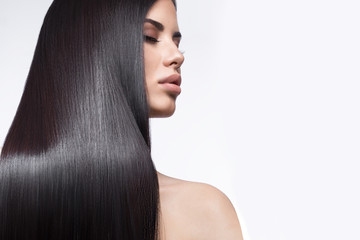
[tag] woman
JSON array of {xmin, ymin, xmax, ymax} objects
[{"xmin": 0, "ymin": 0, "xmax": 243, "ymax": 239}]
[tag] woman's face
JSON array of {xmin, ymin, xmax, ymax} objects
[{"xmin": 143, "ymin": 0, "xmax": 185, "ymax": 118}]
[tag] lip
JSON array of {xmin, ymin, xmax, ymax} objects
[
  {"xmin": 158, "ymin": 74, "xmax": 182, "ymax": 86},
  {"xmin": 158, "ymin": 74, "xmax": 182, "ymax": 95}
]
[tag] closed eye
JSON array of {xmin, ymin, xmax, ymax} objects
[{"xmin": 144, "ymin": 35, "xmax": 159, "ymax": 43}]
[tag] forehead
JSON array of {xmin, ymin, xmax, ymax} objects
[{"xmin": 145, "ymin": 0, "xmax": 178, "ymax": 29}]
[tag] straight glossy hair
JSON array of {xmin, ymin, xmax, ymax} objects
[{"xmin": 0, "ymin": 0, "xmax": 176, "ymax": 239}]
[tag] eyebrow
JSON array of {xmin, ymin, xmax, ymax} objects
[
  {"xmin": 144, "ymin": 18, "xmax": 182, "ymax": 38},
  {"xmin": 144, "ymin": 18, "xmax": 164, "ymax": 31}
]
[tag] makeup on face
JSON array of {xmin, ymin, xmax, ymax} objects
[
  {"xmin": 144, "ymin": 18, "xmax": 182, "ymax": 47},
  {"xmin": 143, "ymin": 18, "xmax": 183, "ymax": 96},
  {"xmin": 158, "ymin": 73, "xmax": 182, "ymax": 95},
  {"xmin": 142, "ymin": 0, "xmax": 185, "ymax": 117}
]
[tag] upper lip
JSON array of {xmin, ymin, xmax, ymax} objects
[{"xmin": 158, "ymin": 74, "xmax": 182, "ymax": 86}]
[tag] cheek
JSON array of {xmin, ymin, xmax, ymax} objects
[
  {"xmin": 143, "ymin": 46, "xmax": 161, "ymax": 87},
  {"xmin": 144, "ymin": 46, "xmax": 156, "ymax": 72},
  {"xmin": 143, "ymin": 46, "xmax": 177, "ymax": 117}
]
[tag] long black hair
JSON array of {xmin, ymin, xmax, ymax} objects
[{"xmin": 0, "ymin": 0, "xmax": 176, "ymax": 239}]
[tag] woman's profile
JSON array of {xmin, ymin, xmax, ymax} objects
[{"xmin": 0, "ymin": 0, "xmax": 243, "ymax": 239}]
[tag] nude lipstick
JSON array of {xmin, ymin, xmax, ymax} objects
[{"xmin": 158, "ymin": 74, "xmax": 182, "ymax": 95}]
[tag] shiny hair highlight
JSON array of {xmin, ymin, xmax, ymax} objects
[{"xmin": 0, "ymin": 0, "xmax": 176, "ymax": 239}]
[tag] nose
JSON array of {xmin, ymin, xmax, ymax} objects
[{"xmin": 163, "ymin": 42, "xmax": 185, "ymax": 71}]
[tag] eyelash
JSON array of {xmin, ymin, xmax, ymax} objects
[
  {"xmin": 143, "ymin": 35, "xmax": 185, "ymax": 55},
  {"xmin": 144, "ymin": 35, "xmax": 159, "ymax": 43}
]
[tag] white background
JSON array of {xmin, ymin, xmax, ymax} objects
[{"xmin": 1, "ymin": 0, "xmax": 359, "ymax": 240}]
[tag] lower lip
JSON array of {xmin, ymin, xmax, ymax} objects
[{"xmin": 159, "ymin": 83, "xmax": 181, "ymax": 95}]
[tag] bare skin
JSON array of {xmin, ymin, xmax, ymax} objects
[
  {"xmin": 0, "ymin": 1, "xmax": 243, "ymax": 238},
  {"xmin": 0, "ymin": 0, "xmax": 244, "ymax": 238},
  {"xmin": 144, "ymin": 0, "xmax": 243, "ymax": 239},
  {"xmin": 157, "ymin": 172, "xmax": 243, "ymax": 240}
]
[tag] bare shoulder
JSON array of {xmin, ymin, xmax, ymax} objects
[{"xmin": 158, "ymin": 172, "xmax": 243, "ymax": 240}]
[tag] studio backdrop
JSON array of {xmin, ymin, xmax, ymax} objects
[{"xmin": 1, "ymin": 1, "xmax": 359, "ymax": 240}]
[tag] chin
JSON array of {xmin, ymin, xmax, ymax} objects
[
  {"xmin": 149, "ymin": 101, "xmax": 177, "ymax": 118},
  {"xmin": 149, "ymin": 107, "xmax": 176, "ymax": 118}
]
